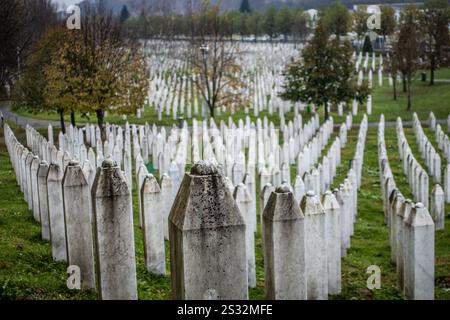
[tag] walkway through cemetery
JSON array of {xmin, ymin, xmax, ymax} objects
[{"xmin": 1, "ymin": 109, "xmax": 449, "ymax": 300}]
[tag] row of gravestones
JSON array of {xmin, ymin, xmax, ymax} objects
[
  {"xmin": 448, "ymin": 115, "xmax": 450, "ymax": 133},
  {"xmin": 29, "ymin": 123, "xmax": 136, "ymax": 189},
  {"xmin": 412, "ymin": 113, "xmax": 442, "ymax": 184},
  {"xmin": 301, "ymin": 136, "xmax": 342, "ymax": 197},
  {"xmin": 293, "ymin": 119, "xmax": 335, "ymax": 181},
  {"xmin": 192, "ymin": 113, "xmax": 329, "ymax": 183},
  {"xmin": 5, "ymin": 124, "xmax": 137, "ymax": 299},
  {"xmin": 43, "ymin": 111, "xmax": 344, "ymax": 200},
  {"xmin": 262, "ymin": 116, "xmax": 362, "ymax": 225},
  {"xmin": 146, "ymin": 41, "xmax": 297, "ymax": 120},
  {"xmin": 377, "ymin": 116, "xmax": 435, "ymax": 300},
  {"xmin": 36, "ymin": 121, "xmax": 186, "ymax": 193},
  {"xmin": 5, "ymin": 110, "xmax": 363, "ymax": 297},
  {"xmin": 25, "ymin": 122, "xmax": 183, "ymax": 293},
  {"xmin": 397, "ymin": 117, "xmax": 448, "ymax": 229},
  {"xmin": 79, "ymin": 112, "xmax": 319, "ymax": 184},
  {"xmin": 214, "ymin": 117, "xmax": 362, "ymax": 288},
  {"xmin": 29, "ymin": 111, "xmax": 349, "ymax": 223},
  {"xmin": 170, "ymin": 157, "xmax": 361, "ymax": 299},
  {"xmin": 227, "ymin": 113, "xmax": 354, "ymax": 289},
  {"xmin": 433, "ymin": 121, "xmax": 450, "ymax": 164},
  {"xmin": 353, "ymin": 51, "xmax": 382, "ymax": 116},
  {"xmin": 145, "ymin": 41, "xmax": 299, "ymax": 120},
  {"xmin": 430, "ymin": 115, "xmax": 450, "ymax": 205},
  {"xmin": 256, "ymin": 117, "xmax": 338, "ymax": 191},
  {"xmin": 355, "ymin": 51, "xmax": 383, "ymax": 74},
  {"xmin": 5, "ymin": 120, "xmax": 363, "ymax": 300},
  {"xmin": 24, "ymin": 113, "xmax": 338, "ymax": 254},
  {"xmin": 258, "ymin": 114, "xmax": 369, "ymax": 299},
  {"xmin": 7, "ymin": 117, "xmax": 362, "ymax": 296},
  {"xmin": 396, "ymin": 118, "xmax": 431, "ymax": 208}
]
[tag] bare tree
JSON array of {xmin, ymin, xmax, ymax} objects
[
  {"xmin": 0, "ymin": 0, "xmax": 56, "ymax": 96},
  {"xmin": 395, "ymin": 5, "xmax": 424, "ymax": 111},
  {"xmin": 421, "ymin": 0, "xmax": 450, "ymax": 85},
  {"xmin": 74, "ymin": 1, "xmax": 148, "ymax": 139},
  {"xmin": 188, "ymin": 0, "xmax": 246, "ymax": 118}
]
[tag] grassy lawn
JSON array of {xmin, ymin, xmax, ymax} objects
[
  {"xmin": 331, "ymin": 127, "xmax": 402, "ymax": 300},
  {"xmin": 1, "ymin": 112, "xmax": 449, "ymax": 299},
  {"xmin": 1, "ymin": 119, "xmax": 444, "ymax": 300}
]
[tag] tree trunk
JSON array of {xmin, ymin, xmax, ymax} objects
[
  {"xmin": 96, "ymin": 109, "xmax": 106, "ymax": 142},
  {"xmin": 324, "ymin": 101, "xmax": 329, "ymax": 121},
  {"xmin": 406, "ymin": 78, "xmax": 412, "ymax": 111},
  {"xmin": 59, "ymin": 109, "xmax": 66, "ymax": 134},
  {"xmin": 393, "ymin": 76, "xmax": 397, "ymax": 101},
  {"xmin": 402, "ymin": 74, "xmax": 407, "ymax": 93},
  {"xmin": 70, "ymin": 111, "xmax": 76, "ymax": 127},
  {"xmin": 209, "ymin": 105, "xmax": 215, "ymax": 119},
  {"xmin": 430, "ymin": 55, "xmax": 435, "ymax": 85}
]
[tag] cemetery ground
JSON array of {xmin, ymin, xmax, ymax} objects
[
  {"xmin": 10, "ymin": 67, "xmax": 450, "ymax": 128},
  {"xmin": 1, "ymin": 121, "xmax": 449, "ymax": 300}
]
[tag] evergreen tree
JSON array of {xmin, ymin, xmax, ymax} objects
[
  {"xmin": 120, "ymin": 5, "xmax": 130, "ymax": 23},
  {"xmin": 239, "ymin": 0, "xmax": 251, "ymax": 13},
  {"xmin": 362, "ymin": 35, "xmax": 373, "ymax": 54},
  {"xmin": 280, "ymin": 22, "xmax": 369, "ymax": 120}
]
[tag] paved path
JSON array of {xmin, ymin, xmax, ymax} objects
[{"xmin": 0, "ymin": 101, "xmax": 60, "ymax": 128}]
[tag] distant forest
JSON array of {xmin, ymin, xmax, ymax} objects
[{"xmin": 74, "ymin": 0, "xmax": 425, "ymax": 15}]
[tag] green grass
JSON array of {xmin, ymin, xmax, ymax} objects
[
  {"xmin": 1, "ymin": 119, "xmax": 450, "ymax": 299},
  {"xmin": 329, "ymin": 127, "xmax": 402, "ymax": 299}
]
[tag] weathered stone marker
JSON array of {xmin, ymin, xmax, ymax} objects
[
  {"xmin": 404, "ymin": 203, "xmax": 435, "ymax": 300},
  {"xmin": 445, "ymin": 165, "xmax": 450, "ymax": 204},
  {"xmin": 63, "ymin": 160, "xmax": 95, "ymax": 290},
  {"xmin": 322, "ymin": 191, "xmax": 341, "ymax": 294},
  {"xmin": 136, "ymin": 164, "xmax": 148, "ymax": 228},
  {"xmin": 25, "ymin": 152, "xmax": 34, "ymax": 210},
  {"xmin": 263, "ymin": 183, "xmax": 306, "ymax": 300},
  {"xmin": 37, "ymin": 161, "xmax": 50, "ymax": 240},
  {"xmin": 431, "ymin": 184, "xmax": 445, "ymax": 230},
  {"xmin": 31, "ymin": 156, "xmax": 41, "ymax": 221},
  {"xmin": 301, "ymin": 191, "xmax": 328, "ymax": 300},
  {"xmin": 46, "ymin": 163, "xmax": 67, "ymax": 262},
  {"xmin": 160, "ymin": 173, "xmax": 174, "ymax": 240},
  {"xmin": 141, "ymin": 174, "xmax": 165, "ymax": 275},
  {"xmin": 234, "ymin": 182, "xmax": 256, "ymax": 289},
  {"xmin": 397, "ymin": 199, "xmax": 412, "ymax": 293},
  {"xmin": 169, "ymin": 161, "xmax": 248, "ymax": 300},
  {"xmin": 92, "ymin": 159, "xmax": 138, "ymax": 300}
]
